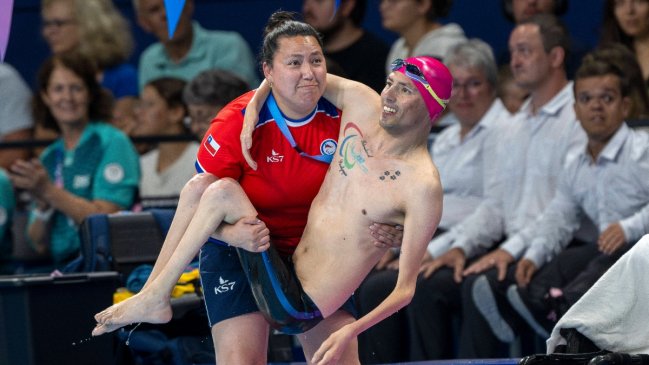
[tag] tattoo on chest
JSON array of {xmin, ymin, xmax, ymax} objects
[
  {"xmin": 338, "ymin": 122, "xmax": 371, "ymax": 176},
  {"xmin": 379, "ymin": 170, "xmax": 401, "ymax": 181}
]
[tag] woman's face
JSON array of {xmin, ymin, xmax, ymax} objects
[
  {"xmin": 263, "ymin": 35, "xmax": 327, "ymax": 119},
  {"xmin": 614, "ymin": 0, "xmax": 649, "ymax": 38},
  {"xmin": 41, "ymin": 65, "xmax": 90, "ymax": 127},
  {"xmin": 133, "ymin": 85, "xmax": 181, "ymax": 136},
  {"xmin": 448, "ymin": 64, "xmax": 495, "ymax": 127},
  {"xmin": 380, "ymin": 0, "xmax": 423, "ymax": 33},
  {"xmin": 42, "ymin": 0, "xmax": 80, "ymax": 54}
]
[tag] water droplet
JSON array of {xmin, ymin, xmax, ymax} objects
[{"xmin": 72, "ymin": 342, "xmax": 76, "ymax": 346}]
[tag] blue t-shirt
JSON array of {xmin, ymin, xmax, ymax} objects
[{"xmin": 102, "ymin": 62, "xmax": 138, "ymax": 99}]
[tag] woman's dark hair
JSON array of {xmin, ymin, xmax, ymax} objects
[
  {"xmin": 183, "ymin": 69, "xmax": 250, "ymax": 107},
  {"xmin": 33, "ymin": 52, "xmax": 113, "ymax": 132},
  {"xmin": 260, "ymin": 11, "xmax": 324, "ymax": 67},
  {"xmin": 599, "ymin": 0, "xmax": 634, "ymax": 50},
  {"xmin": 501, "ymin": 0, "xmax": 568, "ymax": 23},
  {"xmin": 422, "ymin": 0, "xmax": 454, "ymax": 21}
]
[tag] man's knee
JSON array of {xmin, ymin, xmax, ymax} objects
[
  {"xmin": 181, "ymin": 173, "xmax": 218, "ymax": 199},
  {"xmin": 202, "ymin": 177, "xmax": 241, "ymax": 204}
]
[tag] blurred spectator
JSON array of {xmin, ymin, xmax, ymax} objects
[
  {"xmin": 133, "ymin": 77, "xmax": 198, "ymax": 207},
  {"xmin": 41, "ymin": 0, "xmax": 138, "ymax": 131},
  {"xmin": 379, "ymin": 0, "xmax": 466, "ymax": 74},
  {"xmin": 134, "ymin": 0, "xmax": 258, "ymax": 90},
  {"xmin": 303, "ymin": 0, "xmax": 390, "ymax": 92},
  {"xmin": 421, "ymin": 14, "xmax": 588, "ymax": 359},
  {"xmin": 500, "ymin": 0, "xmax": 587, "ymax": 78},
  {"xmin": 357, "ymin": 39, "xmax": 512, "ymax": 363},
  {"xmin": 497, "ymin": 64, "xmax": 529, "ymax": 115},
  {"xmin": 8, "ymin": 53, "xmax": 140, "ymax": 271},
  {"xmin": 0, "ymin": 63, "xmax": 34, "ymax": 169},
  {"xmin": 182, "ymin": 69, "xmax": 249, "ymax": 141},
  {"xmin": 599, "ymin": 0, "xmax": 649, "ymax": 87},
  {"xmin": 0, "ymin": 168, "xmax": 15, "ymax": 273},
  {"xmin": 503, "ymin": 45, "xmax": 649, "ymax": 340}
]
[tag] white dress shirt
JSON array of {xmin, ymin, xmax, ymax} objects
[
  {"xmin": 518, "ymin": 124, "xmax": 649, "ymax": 266},
  {"xmin": 430, "ymin": 82, "xmax": 588, "ymax": 259}
]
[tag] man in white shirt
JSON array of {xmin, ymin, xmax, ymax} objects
[
  {"xmin": 417, "ymin": 14, "xmax": 588, "ymax": 358},
  {"xmin": 504, "ymin": 45, "xmax": 649, "ymax": 341}
]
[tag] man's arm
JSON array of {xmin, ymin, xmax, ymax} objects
[{"xmin": 312, "ymin": 175, "xmax": 442, "ymax": 364}]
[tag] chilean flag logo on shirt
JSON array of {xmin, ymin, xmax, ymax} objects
[{"xmin": 204, "ymin": 134, "xmax": 220, "ymax": 157}]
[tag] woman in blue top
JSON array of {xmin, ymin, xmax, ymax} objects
[{"xmin": 9, "ymin": 52, "xmax": 140, "ymax": 270}]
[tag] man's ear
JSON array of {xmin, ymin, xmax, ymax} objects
[
  {"xmin": 622, "ymin": 96, "xmax": 632, "ymax": 120},
  {"xmin": 340, "ymin": 0, "xmax": 356, "ymax": 18},
  {"xmin": 136, "ymin": 12, "xmax": 153, "ymax": 33},
  {"xmin": 549, "ymin": 46, "xmax": 565, "ymax": 70},
  {"xmin": 416, "ymin": 0, "xmax": 432, "ymax": 17}
]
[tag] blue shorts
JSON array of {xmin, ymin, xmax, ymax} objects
[{"xmin": 199, "ymin": 240, "xmax": 356, "ymax": 330}]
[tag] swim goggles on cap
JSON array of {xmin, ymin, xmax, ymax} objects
[{"xmin": 390, "ymin": 58, "xmax": 448, "ymax": 109}]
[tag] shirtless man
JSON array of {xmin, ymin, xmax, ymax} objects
[{"xmin": 93, "ymin": 56, "xmax": 451, "ymax": 364}]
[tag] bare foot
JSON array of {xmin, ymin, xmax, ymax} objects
[{"xmin": 91, "ymin": 290, "xmax": 172, "ymax": 336}]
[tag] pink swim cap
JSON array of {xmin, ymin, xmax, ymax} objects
[{"xmin": 390, "ymin": 56, "xmax": 453, "ymax": 123}]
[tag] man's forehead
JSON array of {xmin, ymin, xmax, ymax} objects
[
  {"xmin": 510, "ymin": 24, "xmax": 542, "ymax": 44},
  {"xmin": 388, "ymin": 71, "xmax": 416, "ymax": 89},
  {"xmin": 575, "ymin": 74, "xmax": 622, "ymax": 92}
]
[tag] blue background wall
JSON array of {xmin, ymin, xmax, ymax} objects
[{"xmin": 5, "ymin": 0, "xmax": 605, "ymax": 90}]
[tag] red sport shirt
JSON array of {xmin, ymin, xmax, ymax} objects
[{"xmin": 195, "ymin": 91, "xmax": 341, "ymax": 255}]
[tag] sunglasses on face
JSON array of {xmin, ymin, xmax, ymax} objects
[{"xmin": 390, "ymin": 58, "xmax": 448, "ymax": 109}]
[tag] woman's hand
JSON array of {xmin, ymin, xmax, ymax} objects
[
  {"xmin": 370, "ymin": 223, "xmax": 403, "ymax": 249},
  {"xmin": 9, "ymin": 158, "xmax": 53, "ymax": 200},
  {"xmin": 311, "ymin": 325, "xmax": 355, "ymax": 365}
]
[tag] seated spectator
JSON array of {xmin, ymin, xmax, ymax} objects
[
  {"xmin": 133, "ymin": 77, "xmax": 198, "ymax": 208},
  {"xmin": 8, "ymin": 52, "xmax": 140, "ymax": 271},
  {"xmin": 0, "ymin": 63, "xmax": 34, "ymax": 169},
  {"xmin": 599, "ymin": 0, "xmax": 649, "ymax": 89},
  {"xmin": 357, "ymin": 38, "xmax": 511, "ymax": 363},
  {"xmin": 500, "ymin": 46, "xmax": 649, "ymax": 339},
  {"xmin": 182, "ymin": 69, "xmax": 249, "ymax": 141},
  {"xmin": 497, "ymin": 64, "xmax": 529, "ymax": 115},
  {"xmin": 379, "ymin": 0, "xmax": 466, "ymax": 74},
  {"xmin": 134, "ymin": 0, "xmax": 259, "ymax": 90},
  {"xmin": 500, "ymin": 0, "xmax": 587, "ymax": 78},
  {"xmin": 41, "ymin": 0, "xmax": 138, "ymax": 132},
  {"xmin": 303, "ymin": 0, "xmax": 390, "ymax": 92},
  {"xmin": 0, "ymin": 168, "xmax": 15, "ymax": 274}
]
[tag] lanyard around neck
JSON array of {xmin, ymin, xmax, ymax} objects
[{"xmin": 267, "ymin": 94, "xmax": 333, "ymax": 164}]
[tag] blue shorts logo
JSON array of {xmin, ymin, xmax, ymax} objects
[{"xmin": 320, "ymin": 139, "xmax": 337, "ymax": 156}]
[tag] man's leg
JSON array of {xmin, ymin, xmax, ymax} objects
[
  {"xmin": 459, "ymin": 269, "xmax": 519, "ymax": 358},
  {"xmin": 356, "ymin": 269, "xmax": 407, "ymax": 364},
  {"xmin": 407, "ymin": 267, "xmax": 462, "ymax": 360},
  {"xmin": 298, "ymin": 310, "xmax": 360, "ymax": 365},
  {"xmin": 211, "ymin": 313, "xmax": 270, "ymax": 365},
  {"xmin": 143, "ymin": 173, "xmax": 217, "ymax": 288},
  {"xmin": 93, "ymin": 177, "xmax": 259, "ymax": 335}
]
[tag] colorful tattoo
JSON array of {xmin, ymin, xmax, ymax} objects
[
  {"xmin": 338, "ymin": 122, "xmax": 370, "ymax": 175},
  {"xmin": 379, "ymin": 170, "xmax": 401, "ymax": 181}
]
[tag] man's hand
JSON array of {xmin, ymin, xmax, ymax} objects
[
  {"xmin": 370, "ymin": 223, "xmax": 403, "ymax": 249},
  {"xmin": 240, "ymin": 107, "xmax": 258, "ymax": 170},
  {"xmin": 598, "ymin": 222, "xmax": 626, "ymax": 255},
  {"xmin": 514, "ymin": 258, "xmax": 537, "ymax": 287},
  {"xmin": 375, "ymin": 250, "xmax": 398, "ymax": 270},
  {"xmin": 212, "ymin": 217, "xmax": 270, "ymax": 252},
  {"xmin": 463, "ymin": 249, "xmax": 514, "ymax": 281},
  {"xmin": 419, "ymin": 247, "xmax": 466, "ymax": 281},
  {"xmin": 311, "ymin": 325, "xmax": 355, "ymax": 365}
]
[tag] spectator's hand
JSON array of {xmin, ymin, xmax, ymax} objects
[
  {"xmin": 375, "ymin": 250, "xmax": 398, "ymax": 270},
  {"xmin": 240, "ymin": 106, "xmax": 258, "ymax": 170},
  {"xmin": 311, "ymin": 324, "xmax": 355, "ymax": 365},
  {"xmin": 515, "ymin": 259, "xmax": 537, "ymax": 288},
  {"xmin": 370, "ymin": 223, "xmax": 403, "ymax": 249},
  {"xmin": 598, "ymin": 222, "xmax": 626, "ymax": 255},
  {"xmin": 463, "ymin": 249, "xmax": 514, "ymax": 281},
  {"xmin": 9, "ymin": 158, "xmax": 52, "ymax": 199},
  {"xmin": 215, "ymin": 217, "xmax": 270, "ymax": 252},
  {"xmin": 419, "ymin": 247, "xmax": 466, "ymax": 281}
]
